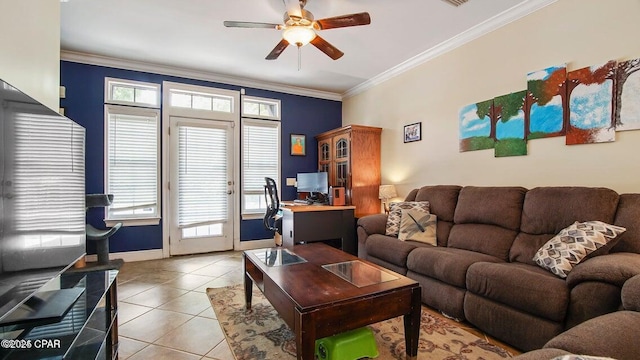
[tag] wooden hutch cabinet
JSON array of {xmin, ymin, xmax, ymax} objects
[{"xmin": 315, "ymin": 125, "xmax": 382, "ymax": 217}]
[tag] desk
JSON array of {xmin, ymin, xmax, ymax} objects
[{"xmin": 280, "ymin": 203, "xmax": 356, "ymax": 255}]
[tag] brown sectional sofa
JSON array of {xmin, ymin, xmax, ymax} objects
[{"xmin": 357, "ymin": 185, "xmax": 640, "ymax": 352}]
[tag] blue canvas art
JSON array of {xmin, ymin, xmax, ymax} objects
[
  {"xmin": 526, "ymin": 64, "xmax": 567, "ymax": 139},
  {"xmin": 459, "ymin": 99, "xmax": 494, "ymax": 152}
]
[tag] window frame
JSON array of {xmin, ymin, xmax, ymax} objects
[{"xmin": 104, "ymin": 78, "xmax": 161, "ymax": 227}]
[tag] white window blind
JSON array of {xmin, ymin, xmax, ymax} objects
[
  {"xmin": 106, "ymin": 106, "xmax": 159, "ymax": 220},
  {"xmin": 13, "ymin": 111, "xmax": 85, "ymax": 246},
  {"xmin": 178, "ymin": 125, "xmax": 228, "ymax": 227},
  {"xmin": 242, "ymin": 119, "xmax": 280, "ymax": 214}
]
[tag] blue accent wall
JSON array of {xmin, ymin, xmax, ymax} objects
[{"xmin": 60, "ymin": 61, "xmax": 342, "ymax": 252}]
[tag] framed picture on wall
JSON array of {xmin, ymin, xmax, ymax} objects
[
  {"xmin": 404, "ymin": 122, "xmax": 422, "ymax": 143},
  {"xmin": 290, "ymin": 134, "xmax": 306, "ymax": 156}
]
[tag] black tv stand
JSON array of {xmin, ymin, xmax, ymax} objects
[{"xmin": 0, "ymin": 269, "xmax": 119, "ymax": 360}]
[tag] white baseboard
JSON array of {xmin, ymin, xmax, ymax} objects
[
  {"xmin": 84, "ymin": 249, "xmax": 164, "ymax": 263},
  {"xmin": 235, "ymin": 239, "xmax": 276, "ymax": 251},
  {"xmin": 84, "ymin": 240, "xmax": 274, "ymax": 263}
]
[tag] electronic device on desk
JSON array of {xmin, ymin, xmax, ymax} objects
[{"xmin": 296, "ymin": 172, "xmax": 329, "ymax": 204}]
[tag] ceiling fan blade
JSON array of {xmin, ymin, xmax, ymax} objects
[
  {"xmin": 310, "ymin": 35, "xmax": 344, "ymax": 60},
  {"xmin": 315, "ymin": 12, "xmax": 371, "ymax": 30},
  {"xmin": 266, "ymin": 39, "xmax": 290, "ymax": 60},
  {"xmin": 283, "ymin": 0, "xmax": 302, "ymax": 19},
  {"xmin": 224, "ymin": 21, "xmax": 280, "ymax": 29}
]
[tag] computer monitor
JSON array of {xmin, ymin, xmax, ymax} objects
[{"xmin": 296, "ymin": 172, "xmax": 329, "ymax": 195}]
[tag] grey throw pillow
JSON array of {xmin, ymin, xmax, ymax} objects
[
  {"xmin": 533, "ymin": 221, "xmax": 626, "ymax": 278},
  {"xmin": 385, "ymin": 201, "xmax": 430, "ymax": 237}
]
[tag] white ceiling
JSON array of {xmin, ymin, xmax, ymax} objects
[{"xmin": 60, "ymin": 0, "xmax": 554, "ymax": 99}]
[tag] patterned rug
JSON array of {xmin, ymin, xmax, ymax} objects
[{"xmin": 206, "ymin": 284, "xmax": 513, "ymax": 360}]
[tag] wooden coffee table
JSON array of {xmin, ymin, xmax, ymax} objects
[{"xmin": 243, "ymin": 243, "xmax": 421, "ymax": 360}]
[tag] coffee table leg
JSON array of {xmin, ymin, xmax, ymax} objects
[
  {"xmin": 295, "ymin": 311, "xmax": 316, "ymax": 360},
  {"xmin": 244, "ymin": 270, "xmax": 253, "ymax": 310},
  {"xmin": 403, "ymin": 286, "xmax": 421, "ymax": 360}
]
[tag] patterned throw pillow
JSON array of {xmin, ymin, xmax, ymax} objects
[
  {"xmin": 398, "ymin": 209, "xmax": 437, "ymax": 245},
  {"xmin": 385, "ymin": 201, "xmax": 430, "ymax": 236},
  {"xmin": 533, "ymin": 221, "xmax": 626, "ymax": 278}
]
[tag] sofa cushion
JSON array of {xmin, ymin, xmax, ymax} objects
[
  {"xmin": 520, "ymin": 187, "xmax": 619, "ymax": 235},
  {"xmin": 512, "ymin": 187, "xmax": 620, "ymax": 264},
  {"xmin": 533, "ymin": 221, "xmax": 626, "ymax": 278},
  {"xmin": 385, "ymin": 201, "xmax": 430, "ymax": 236},
  {"xmin": 414, "ymin": 185, "xmax": 461, "ymax": 222},
  {"xmin": 398, "ymin": 210, "xmax": 437, "ymax": 245},
  {"xmin": 622, "ymin": 274, "xmax": 640, "ymax": 311},
  {"xmin": 510, "ymin": 232, "xmax": 555, "ymax": 265},
  {"xmin": 544, "ymin": 311, "xmax": 640, "ymax": 360},
  {"xmin": 612, "ymin": 193, "xmax": 640, "ymax": 253},
  {"xmin": 407, "ymin": 247, "xmax": 503, "ymax": 288},
  {"xmin": 466, "ymin": 262, "xmax": 569, "ymax": 322},
  {"xmin": 448, "ymin": 224, "xmax": 518, "ymax": 261},
  {"xmin": 365, "ymin": 234, "xmax": 428, "ymax": 268},
  {"xmin": 454, "ymin": 186, "xmax": 527, "ymax": 230}
]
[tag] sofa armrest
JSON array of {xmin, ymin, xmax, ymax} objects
[
  {"xmin": 566, "ymin": 252, "xmax": 640, "ymax": 288},
  {"xmin": 357, "ymin": 214, "xmax": 388, "ymax": 236}
]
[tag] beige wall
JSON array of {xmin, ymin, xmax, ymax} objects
[
  {"xmin": 343, "ymin": 0, "xmax": 640, "ymax": 196},
  {"xmin": 0, "ymin": 0, "xmax": 61, "ymax": 110}
]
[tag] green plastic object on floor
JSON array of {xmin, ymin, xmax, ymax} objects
[{"xmin": 315, "ymin": 327, "xmax": 379, "ymax": 360}]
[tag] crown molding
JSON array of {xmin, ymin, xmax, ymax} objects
[
  {"xmin": 60, "ymin": 50, "xmax": 343, "ymax": 101},
  {"xmin": 342, "ymin": 0, "xmax": 558, "ymax": 99}
]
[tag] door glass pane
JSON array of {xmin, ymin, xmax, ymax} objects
[
  {"xmin": 178, "ymin": 125, "xmax": 227, "ymax": 228},
  {"xmin": 336, "ymin": 139, "xmax": 348, "ymax": 158}
]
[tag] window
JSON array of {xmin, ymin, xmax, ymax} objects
[
  {"xmin": 169, "ymin": 89, "xmax": 233, "ymax": 113},
  {"xmin": 105, "ymin": 77, "xmax": 160, "ymax": 108},
  {"xmin": 104, "ymin": 78, "xmax": 160, "ymax": 225},
  {"xmin": 241, "ymin": 96, "xmax": 280, "ymax": 120},
  {"xmin": 241, "ymin": 95, "xmax": 281, "ymax": 216},
  {"xmin": 241, "ymin": 118, "xmax": 281, "ymax": 215}
]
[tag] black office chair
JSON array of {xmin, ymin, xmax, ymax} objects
[{"xmin": 263, "ymin": 177, "xmax": 281, "ymax": 233}]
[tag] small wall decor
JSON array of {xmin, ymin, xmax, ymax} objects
[
  {"xmin": 494, "ymin": 91, "xmax": 527, "ymax": 157},
  {"xmin": 566, "ymin": 60, "xmax": 617, "ymax": 145},
  {"xmin": 615, "ymin": 57, "xmax": 640, "ymax": 131},
  {"xmin": 290, "ymin": 134, "xmax": 306, "ymax": 156},
  {"xmin": 459, "ymin": 99, "xmax": 495, "ymax": 152},
  {"xmin": 404, "ymin": 122, "xmax": 422, "ymax": 143},
  {"xmin": 526, "ymin": 64, "xmax": 567, "ymax": 139}
]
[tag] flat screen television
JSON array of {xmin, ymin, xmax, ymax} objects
[
  {"xmin": 0, "ymin": 79, "xmax": 86, "ymax": 324},
  {"xmin": 296, "ymin": 172, "xmax": 329, "ymax": 195}
]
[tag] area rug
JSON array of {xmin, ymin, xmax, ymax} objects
[{"xmin": 207, "ymin": 284, "xmax": 513, "ymax": 360}]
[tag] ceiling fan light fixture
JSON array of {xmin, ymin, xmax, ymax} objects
[{"xmin": 282, "ymin": 26, "xmax": 316, "ymax": 46}]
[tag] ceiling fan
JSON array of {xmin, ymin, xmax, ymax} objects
[{"xmin": 223, "ymin": 0, "xmax": 371, "ymax": 61}]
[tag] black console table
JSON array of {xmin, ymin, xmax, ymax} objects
[{"xmin": 0, "ymin": 269, "xmax": 119, "ymax": 359}]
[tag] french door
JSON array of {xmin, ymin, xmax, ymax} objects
[{"xmin": 168, "ymin": 116, "xmax": 234, "ymax": 255}]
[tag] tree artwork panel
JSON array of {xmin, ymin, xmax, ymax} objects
[
  {"xmin": 459, "ymin": 99, "xmax": 495, "ymax": 152},
  {"xmin": 566, "ymin": 60, "xmax": 617, "ymax": 145},
  {"xmin": 526, "ymin": 64, "xmax": 567, "ymax": 139},
  {"xmin": 493, "ymin": 91, "xmax": 527, "ymax": 157},
  {"xmin": 615, "ymin": 58, "xmax": 640, "ymax": 131}
]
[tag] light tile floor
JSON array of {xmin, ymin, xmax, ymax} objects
[{"xmin": 116, "ymin": 250, "xmax": 521, "ymax": 359}]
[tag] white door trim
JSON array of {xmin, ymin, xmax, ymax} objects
[{"xmin": 161, "ymin": 82, "xmax": 241, "ymax": 258}]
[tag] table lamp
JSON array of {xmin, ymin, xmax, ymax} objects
[{"xmin": 378, "ymin": 185, "xmax": 398, "ymax": 214}]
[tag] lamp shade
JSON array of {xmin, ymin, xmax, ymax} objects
[
  {"xmin": 282, "ymin": 26, "xmax": 316, "ymax": 46},
  {"xmin": 378, "ymin": 185, "xmax": 398, "ymax": 200}
]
